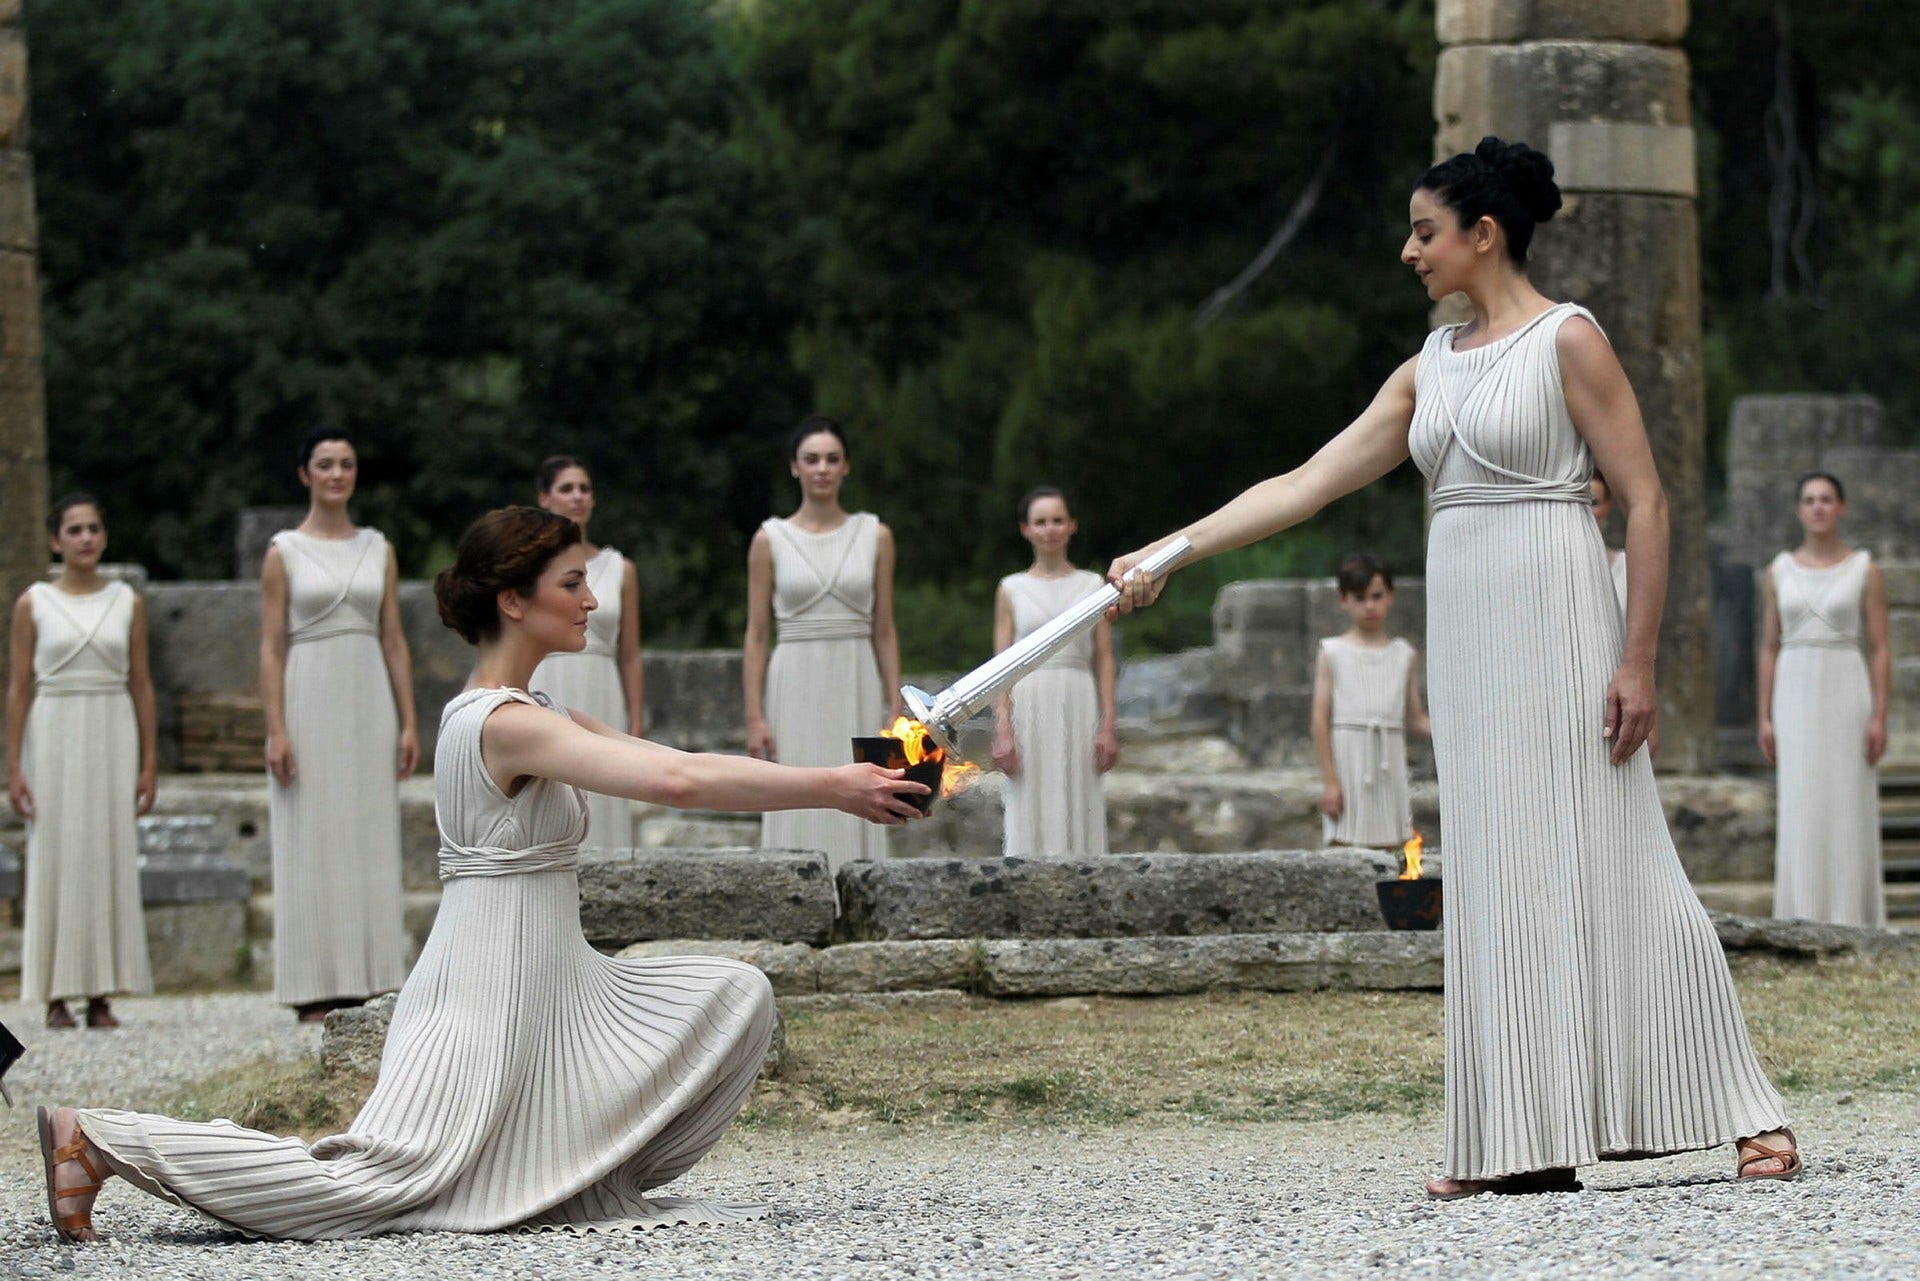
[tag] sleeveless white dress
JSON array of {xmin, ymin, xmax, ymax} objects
[
  {"xmin": 1001, "ymin": 570, "xmax": 1109, "ymax": 859},
  {"xmin": 757, "ymin": 514, "xmax": 887, "ymax": 871},
  {"xmin": 1411, "ymin": 302, "xmax": 1787, "ymax": 1180},
  {"xmin": 18, "ymin": 581, "xmax": 152, "ymax": 1004},
  {"xmin": 531, "ymin": 546, "xmax": 635, "ymax": 850},
  {"xmin": 75, "ymin": 688, "xmax": 776, "ymax": 1238},
  {"xmin": 1769, "ymin": 550, "xmax": 1884, "ymax": 926},
  {"xmin": 1319, "ymin": 636, "xmax": 1415, "ymax": 849},
  {"xmin": 268, "ymin": 529, "xmax": 409, "ymax": 1006}
]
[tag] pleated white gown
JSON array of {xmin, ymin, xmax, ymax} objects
[
  {"xmin": 1412, "ymin": 303, "xmax": 1787, "ymax": 1180},
  {"xmin": 18, "ymin": 581, "xmax": 152, "ymax": 1004},
  {"xmin": 269, "ymin": 529, "xmax": 408, "ymax": 1006},
  {"xmin": 76, "ymin": 688, "xmax": 776, "ymax": 1238},
  {"xmin": 757, "ymin": 514, "xmax": 887, "ymax": 871},
  {"xmin": 1769, "ymin": 550, "xmax": 1884, "ymax": 926},
  {"xmin": 1001, "ymin": 571, "xmax": 1109, "ymax": 858},
  {"xmin": 1320, "ymin": 636, "xmax": 1415, "ymax": 849},
  {"xmin": 531, "ymin": 546, "xmax": 635, "ymax": 851}
]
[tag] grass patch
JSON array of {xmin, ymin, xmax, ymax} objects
[
  {"xmin": 159, "ymin": 1056, "xmax": 376, "ymax": 1141},
  {"xmin": 751, "ymin": 990, "xmax": 1446, "ymax": 1130},
  {"xmin": 159, "ymin": 950, "xmax": 1920, "ymax": 1138}
]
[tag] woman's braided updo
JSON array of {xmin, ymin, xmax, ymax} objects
[{"xmin": 433, "ymin": 506, "xmax": 582, "ymax": 644}]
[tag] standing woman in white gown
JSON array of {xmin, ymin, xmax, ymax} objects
[
  {"xmin": 1757, "ymin": 472, "xmax": 1888, "ymax": 926},
  {"xmin": 38, "ymin": 505, "xmax": 925, "ymax": 1243},
  {"xmin": 531, "ymin": 455, "xmax": 644, "ymax": 850},
  {"xmin": 7, "ymin": 495, "xmax": 156, "ymax": 1030},
  {"xmin": 992, "ymin": 487, "xmax": 1118, "ymax": 857},
  {"xmin": 1108, "ymin": 136, "xmax": 1798, "ymax": 1195},
  {"xmin": 744, "ymin": 416, "xmax": 903, "ymax": 872},
  {"xmin": 261, "ymin": 430, "xmax": 417, "ymax": 1022}
]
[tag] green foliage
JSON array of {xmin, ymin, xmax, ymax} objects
[
  {"xmin": 30, "ymin": 0, "xmax": 800, "ymax": 642},
  {"xmin": 731, "ymin": 0, "xmax": 1438, "ymax": 613},
  {"xmin": 1691, "ymin": 0, "xmax": 1920, "ymax": 458}
]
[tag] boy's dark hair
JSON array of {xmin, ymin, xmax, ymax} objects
[{"xmin": 1336, "ymin": 553, "xmax": 1392, "ymax": 598}]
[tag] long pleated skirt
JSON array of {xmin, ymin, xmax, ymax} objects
[
  {"xmin": 530, "ymin": 651, "xmax": 635, "ymax": 851},
  {"xmin": 1772, "ymin": 645, "xmax": 1884, "ymax": 925},
  {"xmin": 270, "ymin": 632, "xmax": 408, "ymax": 1005},
  {"xmin": 759, "ymin": 636, "xmax": 887, "ymax": 872},
  {"xmin": 19, "ymin": 689, "xmax": 151, "ymax": 1004},
  {"xmin": 1426, "ymin": 499, "xmax": 1787, "ymax": 1179},
  {"xmin": 76, "ymin": 867, "xmax": 776, "ymax": 1237},
  {"xmin": 1003, "ymin": 666, "xmax": 1108, "ymax": 858}
]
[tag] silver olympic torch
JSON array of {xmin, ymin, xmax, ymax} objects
[{"xmin": 902, "ymin": 536, "xmax": 1194, "ymax": 757}]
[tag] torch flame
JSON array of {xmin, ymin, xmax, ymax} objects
[
  {"xmin": 1400, "ymin": 831, "xmax": 1424, "ymax": 880},
  {"xmin": 881, "ymin": 716, "xmax": 982, "ymax": 798}
]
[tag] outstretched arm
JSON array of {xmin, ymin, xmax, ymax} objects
[
  {"xmin": 1108, "ymin": 356, "xmax": 1419, "ymax": 608},
  {"xmin": 482, "ymin": 699, "xmax": 927, "ymax": 823}
]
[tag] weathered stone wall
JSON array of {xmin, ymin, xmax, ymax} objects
[
  {"xmin": 0, "ymin": 4, "xmax": 47, "ymax": 745},
  {"xmin": 1433, "ymin": 0, "xmax": 1715, "ymax": 771}
]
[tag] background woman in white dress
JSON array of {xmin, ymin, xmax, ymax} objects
[
  {"xmin": 531, "ymin": 454, "xmax": 644, "ymax": 850},
  {"xmin": 260, "ymin": 430, "xmax": 417, "ymax": 1022},
  {"xmin": 1108, "ymin": 136, "xmax": 1797, "ymax": 1195},
  {"xmin": 992, "ymin": 487, "xmax": 1117, "ymax": 857},
  {"xmin": 6, "ymin": 495, "xmax": 155, "ymax": 1030},
  {"xmin": 1758, "ymin": 471, "xmax": 1889, "ymax": 926},
  {"xmin": 38, "ymin": 506, "xmax": 925, "ymax": 1243},
  {"xmin": 743, "ymin": 416, "xmax": 903, "ymax": 871}
]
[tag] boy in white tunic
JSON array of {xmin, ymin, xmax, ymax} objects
[{"xmin": 1311, "ymin": 554, "xmax": 1429, "ymax": 848}]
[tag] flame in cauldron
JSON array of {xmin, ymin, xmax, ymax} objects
[
  {"xmin": 1400, "ymin": 831, "xmax": 1424, "ymax": 880},
  {"xmin": 882, "ymin": 716, "xmax": 982, "ymax": 798}
]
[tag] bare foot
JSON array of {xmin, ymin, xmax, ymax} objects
[
  {"xmin": 1424, "ymin": 1176, "xmax": 1492, "ymax": 1200},
  {"xmin": 45, "ymin": 1106, "xmax": 111, "ymax": 1242},
  {"xmin": 1735, "ymin": 1128, "xmax": 1801, "ymax": 1181}
]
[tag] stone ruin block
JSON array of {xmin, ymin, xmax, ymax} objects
[
  {"xmin": 575, "ymin": 848, "xmax": 838, "ymax": 948},
  {"xmin": 835, "ymin": 851, "xmax": 1413, "ymax": 943}
]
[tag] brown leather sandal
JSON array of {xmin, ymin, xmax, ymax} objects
[
  {"xmin": 1735, "ymin": 1129, "xmax": 1803, "ymax": 1183},
  {"xmin": 37, "ymin": 1106, "xmax": 105, "ymax": 1242}
]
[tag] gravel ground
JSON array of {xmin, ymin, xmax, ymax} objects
[{"xmin": 3, "ymin": 993, "xmax": 1918, "ymax": 1279}]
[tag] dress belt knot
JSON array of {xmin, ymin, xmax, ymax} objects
[
  {"xmin": 1331, "ymin": 716, "xmax": 1404, "ymax": 780},
  {"xmin": 37, "ymin": 672, "xmax": 128, "ymax": 697},
  {"xmin": 1781, "ymin": 636, "xmax": 1860, "ymax": 652},
  {"xmin": 438, "ymin": 839, "xmax": 579, "ymax": 881},
  {"xmin": 289, "ymin": 620, "xmax": 380, "ymax": 646},
  {"xmin": 1429, "ymin": 479, "xmax": 1595, "ymax": 511},
  {"xmin": 776, "ymin": 618, "xmax": 872, "ymax": 644}
]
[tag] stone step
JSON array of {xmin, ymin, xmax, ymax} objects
[{"xmin": 837, "ymin": 851, "xmax": 1427, "ymax": 942}]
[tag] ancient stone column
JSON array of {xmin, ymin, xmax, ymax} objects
[
  {"xmin": 1434, "ymin": 0, "xmax": 1713, "ymax": 770},
  {"xmin": 0, "ymin": 0, "xmax": 48, "ymax": 735}
]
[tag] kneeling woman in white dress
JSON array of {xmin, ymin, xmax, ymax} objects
[
  {"xmin": 38, "ymin": 506, "xmax": 927, "ymax": 1243},
  {"xmin": 991, "ymin": 487, "xmax": 1118, "ymax": 857}
]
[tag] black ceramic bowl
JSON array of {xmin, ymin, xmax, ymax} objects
[
  {"xmin": 850, "ymin": 736, "xmax": 944, "ymax": 815},
  {"xmin": 1376, "ymin": 878, "xmax": 1442, "ymax": 930}
]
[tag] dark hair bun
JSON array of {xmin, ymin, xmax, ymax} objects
[
  {"xmin": 1475, "ymin": 136, "xmax": 1562, "ymax": 224},
  {"xmin": 433, "ymin": 506, "xmax": 582, "ymax": 645}
]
